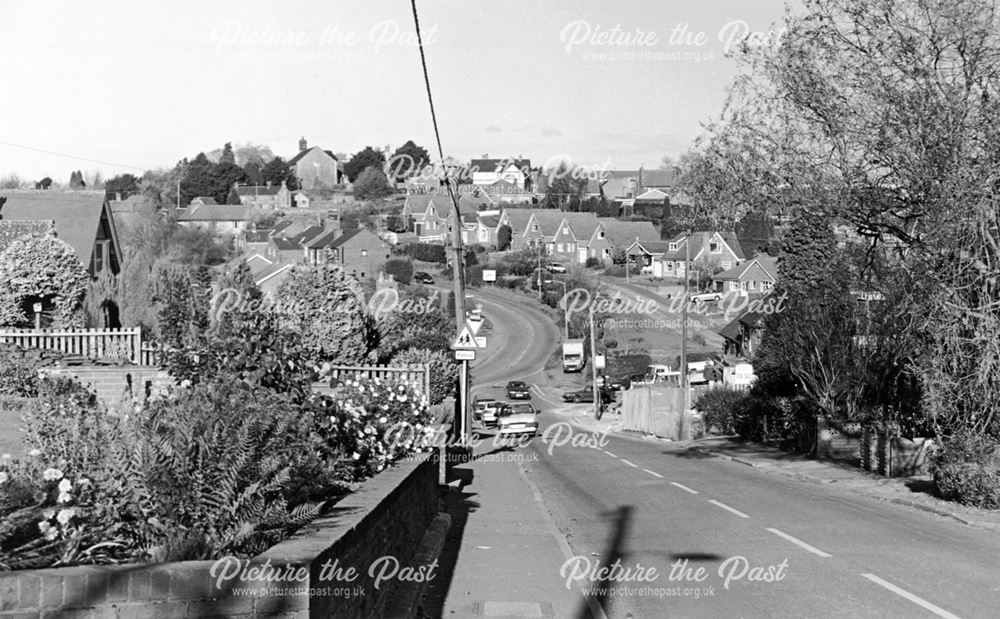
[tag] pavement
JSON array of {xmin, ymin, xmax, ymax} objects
[{"xmin": 563, "ymin": 407, "xmax": 1000, "ymax": 533}]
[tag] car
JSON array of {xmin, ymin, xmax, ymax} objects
[
  {"xmin": 506, "ymin": 380, "xmax": 531, "ymax": 400},
  {"xmin": 481, "ymin": 400, "xmax": 507, "ymax": 427},
  {"xmin": 690, "ymin": 291, "xmax": 722, "ymax": 303},
  {"xmin": 605, "ymin": 375, "xmax": 632, "ymax": 391},
  {"xmin": 413, "ymin": 272, "xmax": 435, "ymax": 285},
  {"xmin": 546, "ymin": 262, "xmax": 567, "ymax": 273},
  {"xmin": 497, "ymin": 403, "xmax": 539, "ymax": 437},
  {"xmin": 472, "ymin": 396, "xmax": 496, "ymax": 423},
  {"xmin": 561, "ymin": 388, "xmax": 613, "ymax": 404}
]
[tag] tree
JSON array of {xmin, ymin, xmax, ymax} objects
[
  {"xmin": 233, "ymin": 143, "xmax": 275, "ymax": 168},
  {"xmin": 543, "ymin": 161, "xmax": 588, "ymax": 208},
  {"xmin": 219, "ymin": 142, "xmax": 236, "ymax": 165},
  {"xmin": 104, "ymin": 173, "xmax": 140, "ymax": 200},
  {"xmin": 212, "ymin": 161, "xmax": 248, "ymax": 204},
  {"xmin": 179, "ymin": 153, "xmax": 216, "ymax": 205},
  {"xmin": 384, "ymin": 258, "xmax": 413, "ymax": 285},
  {"xmin": 0, "ymin": 235, "xmax": 89, "ymax": 328},
  {"xmin": 34, "ymin": 177, "xmax": 53, "ymax": 190},
  {"xmin": 260, "ymin": 156, "xmax": 298, "ymax": 191},
  {"xmin": 388, "ymin": 140, "xmax": 430, "ymax": 181},
  {"xmin": 735, "ymin": 210, "xmax": 774, "ymax": 256},
  {"xmin": 69, "ymin": 170, "xmax": 86, "ymax": 189},
  {"xmin": 243, "ymin": 161, "xmax": 263, "ymax": 186},
  {"xmin": 497, "ymin": 225, "xmax": 512, "ymax": 251},
  {"xmin": 1, "ymin": 174, "xmax": 24, "ymax": 189},
  {"xmin": 276, "ymin": 263, "xmax": 375, "ymax": 364},
  {"xmin": 352, "ymin": 166, "xmax": 393, "ymax": 200},
  {"xmin": 343, "ymin": 146, "xmax": 386, "ymax": 183}
]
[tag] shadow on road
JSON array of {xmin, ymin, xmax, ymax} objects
[{"xmin": 576, "ymin": 505, "xmax": 634, "ymax": 619}]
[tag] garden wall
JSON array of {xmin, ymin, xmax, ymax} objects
[{"xmin": 0, "ymin": 452, "xmax": 440, "ymax": 618}]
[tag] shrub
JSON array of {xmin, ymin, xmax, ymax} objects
[
  {"xmin": 694, "ymin": 387, "xmax": 748, "ymax": 435},
  {"xmin": 0, "ymin": 348, "xmax": 40, "ymax": 397},
  {"xmin": 932, "ymin": 431, "xmax": 1000, "ymax": 509},
  {"xmin": 399, "ymin": 243, "xmax": 447, "ymax": 263},
  {"xmin": 390, "ymin": 348, "xmax": 458, "ymax": 405},
  {"xmin": 466, "ymin": 265, "xmax": 484, "ymax": 288},
  {"xmin": 385, "ymin": 258, "xmax": 413, "ymax": 285},
  {"xmin": 585, "ymin": 256, "xmax": 602, "ymax": 268}
]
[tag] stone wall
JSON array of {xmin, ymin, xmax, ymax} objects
[{"xmin": 0, "ymin": 453, "xmax": 439, "ymax": 618}]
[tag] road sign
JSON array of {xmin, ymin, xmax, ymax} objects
[
  {"xmin": 455, "ymin": 349, "xmax": 476, "ymax": 360},
  {"xmin": 475, "ymin": 336, "xmax": 486, "ymax": 347},
  {"xmin": 452, "ymin": 324, "xmax": 482, "ymax": 349},
  {"xmin": 595, "ymin": 354, "xmax": 606, "ymax": 370},
  {"xmin": 467, "ymin": 318, "xmax": 483, "ymax": 336},
  {"xmin": 483, "ymin": 269, "xmax": 497, "ymax": 282}
]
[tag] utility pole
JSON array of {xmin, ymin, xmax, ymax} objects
[
  {"xmin": 176, "ymin": 179, "xmax": 180, "ymax": 209},
  {"xmin": 589, "ymin": 302, "xmax": 600, "ymax": 418},
  {"xmin": 681, "ymin": 230, "xmax": 690, "ymax": 408},
  {"xmin": 445, "ymin": 179, "xmax": 470, "ymax": 449},
  {"xmin": 537, "ymin": 242, "xmax": 543, "ymax": 300}
]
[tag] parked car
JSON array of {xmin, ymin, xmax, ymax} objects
[
  {"xmin": 481, "ymin": 400, "xmax": 507, "ymax": 427},
  {"xmin": 506, "ymin": 380, "xmax": 531, "ymax": 400},
  {"xmin": 546, "ymin": 262, "xmax": 567, "ymax": 273},
  {"xmin": 414, "ymin": 271, "xmax": 435, "ymax": 285},
  {"xmin": 606, "ymin": 375, "xmax": 632, "ymax": 391},
  {"xmin": 497, "ymin": 403, "xmax": 539, "ymax": 437},
  {"xmin": 473, "ymin": 396, "xmax": 496, "ymax": 424},
  {"xmin": 690, "ymin": 291, "xmax": 722, "ymax": 303},
  {"xmin": 561, "ymin": 388, "xmax": 613, "ymax": 404}
]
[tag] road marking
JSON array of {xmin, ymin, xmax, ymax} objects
[
  {"xmin": 643, "ymin": 469, "xmax": 664, "ymax": 478},
  {"xmin": 603, "ymin": 450, "xmax": 618, "ymax": 458},
  {"xmin": 620, "ymin": 458, "xmax": 638, "ymax": 468},
  {"xmin": 531, "ymin": 384, "xmax": 544, "ymax": 397},
  {"xmin": 708, "ymin": 499, "xmax": 750, "ymax": 518},
  {"xmin": 860, "ymin": 574, "xmax": 960, "ymax": 619},
  {"xmin": 670, "ymin": 482, "xmax": 699, "ymax": 494},
  {"xmin": 766, "ymin": 528, "xmax": 832, "ymax": 558}
]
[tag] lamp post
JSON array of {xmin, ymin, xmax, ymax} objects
[
  {"xmin": 537, "ymin": 242, "xmax": 543, "ymax": 300},
  {"xmin": 545, "ymin": 279, "xmax": 569, "ymax": 338},
  {"xmin": 589, "ymin": 300, "xmax": 601, "ymax": 418}
]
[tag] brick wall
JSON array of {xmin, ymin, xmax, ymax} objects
[{"xmin": 0, "ymin": 453, "xmax": 438, "ymax": 619}]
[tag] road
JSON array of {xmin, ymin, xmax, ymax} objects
[{"xmin": 459, "ymin": 286, "xmax": 1000, "ymax": 618}]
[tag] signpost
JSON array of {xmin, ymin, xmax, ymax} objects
[
  {"xmin": 452, "ymin": 320, "xmax": 486, "ymax": 445},
  {"xmin": 454, "ymin": 349, "xmax": 476, "ymax": 361},
  {"xmin": 483, "ymin": 269, "xmax": 496, "ymax": 283}
]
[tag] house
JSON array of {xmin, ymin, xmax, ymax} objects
[
  {"xmin": 476, "ymin": 214, "xmax": 500, "ymax": 246},
  {"xmin": 518, "ymin": 211, "xmax": 599, "ymax": 262},
  {"xmin": 267, "ymin": 225, "xmax": 326, "ymax": 263},
  {"xmin": 1, "ymin": 192, "xmax": 123, "ymax": 276},
  {"xmin": 288, "ymin": 138, "xmax": 341, "ymax": 190},
  {"xmin": 303, "ymin": 226, "xmax": 391, "ymax": 279},
  {"xmin": 189, "ymin": 196, "xmax": 219, "ymax": 207},
  {"xmin": 718, "ymin": 311, "xmax": 766, "ymax": 359},
  {"xmin": 176, "ymin": 203, "xmax": 254, "ymax": 234},
  {"xmin": 588, "ymin": 219, "xmax": 660, "ymax": 265},
  {"xmin": 234, "ymin": 182, "xmax": 291, "ymax": 209},
  {"xmin": 403, "ymin": 194, "xmax": 491, "ymax": 244},
  {"xmin": 718, "ymin": 355, "xmax": 757, "ymax": 390},
  {"xmin": 470, "ymin": 156, "xmax": 532, "ymax": 189},
  {"xmin": 654, "ymin": 231, "xmax": 745, "ymax": 279},
  {"xmin": 625, "ymin": 240, "xmax": 673, "ymax": 274},
  {"xmin": 293, "ymin": 191, "xmax": 310, "ymax": 209},
  {"xmin": 712, "ymin": 255, "xmax": 779, "ymax": 295},
  {"xmin": 496, "ymin": 208, "xmax": 536, "ymax": 251},
  {"xmin": 599, "ymin": 168, "xmax": 680, "ymax": 213}
]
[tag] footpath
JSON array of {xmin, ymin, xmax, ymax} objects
[
  {"xmin": 564, "ymin": 407, "xmax": 1000, "ymax": 533},
  {"xmin": 418, "ymin": 438, "xmax": 607, "ymax": 619}
]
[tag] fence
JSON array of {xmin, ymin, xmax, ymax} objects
[
  {"xmin": 0, "ymin": 327, "xmax": 143, "ymax": 364},
  {"xmin": 314, "ymin": 363, "xmax": 432, "ymax": 399}
]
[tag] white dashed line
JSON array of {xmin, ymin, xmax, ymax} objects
[
  {"xmin": 766, "ymin": 528, "xmax": 832, "ymax": 558},
  {"xmin": 603, "ymin": 450, "xmax": 618, "ymax": 458},
  {"xmin": 708, "ymin": 499, "xmax": 750, "ymax": 518},
  {"xmin": 620, "ymin": 459, "xmax": 638, "ymax": 468},
  {"xmin": 670, "ymin": 482, "xmax": 699, "ymax": 494},
  {"xmin": 643, "ymin": 469, "xmax": 664, "ymax": 478},
  {"xmin": 861, "ymin": 574, "xmax": 960, "ymax": 619}
]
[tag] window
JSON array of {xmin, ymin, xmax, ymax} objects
[
  {"xmin": 533, "ymin": 223, "xmax": 539, "ymax": 232},
  {"xmin": 557, "ymin": 243, "xmax": 564, "ymax": 253},
  {"xmin": 730, "ymin": 282, "xmax": 738, "ymax": 291},
  {"xmin": 599, "ymin": 231, "xmax": 605, "ymax": 239},
  {"xmin": 710, "ymin": 242, "xmax": 721, "ymax": 253},
  {"xmin": 740, "ymin": 281, "xmax": 748, "ymax": 290},
  {"xmin": 761, "ymin": 281, "xmax": 773, "ymax": 292},
  {"xmin": 93, "ymin": 240, "xmax": 110, "ymax": 273},
  {"xmin": 361, "ymin": 249, "xmax": 368, "ymax": 257},
  {"xmin": 748, "ymin": 281, "xmax": 756, "ymax": 290},
  {"xmin": 563, "ymin": 226, "xmax": 569, "ymax": 235},
  {"xmin": 668, "ymin": 242, "xmax": 677, "ymax": 252},
  {"xmin": 721, "ymin": 261, "xmax": 731, "ymax": 270}
]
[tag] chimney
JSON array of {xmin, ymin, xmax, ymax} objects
[{"xmin": 299, "ymin": 137, "xmax": 307, "ymax": 152}]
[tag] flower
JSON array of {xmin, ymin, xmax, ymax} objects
[
  {"xmin": 0, "ymin": 471, "xmax": 8, "ymax": 484},
  {"xmin": 42, "ymin": 468, "xmax": 64, "ymax": 481},
  {"xmin": 352, "ymin": 452, "xmax": 361, "ymax": 460},
  {"xmin": 56, "ymin": 508, "xmax": 76, "ymax": 526},
  {"xmin": 58, "ymin": 479, "xmax": 72, "ymax": 493},
  {"xmin": 28, "ymin": 449, "xmax": 41, "ymax": 458},
  {"xmin": 38, "ymin": 521, "xmax": 57, "ymax": 541}
]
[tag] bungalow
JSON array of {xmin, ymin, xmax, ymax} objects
[
  {"xmin": 625, "ymin": 240, "xmax": 673, "ymax": 275},
  {"xmin": 713, "ymin": 255, "xmax": 779, "ymax": 295},
  {"xmin": 588, "ymin": 218, "xmax": 660, "ymax": 265},
  {"xmin": 1, "ymin": 192, "xmax": 123, "ymax": 276},
  {"xmin": 233, "ymin": 182, "xmax": 291, "ymax": 209},
  {"xmin": 176, "ymin": 203, "xmax": 254, "ymax": 234},
  {"xmin": 496, "ymin": 208, "xmax": 535, "ymax": 251}
]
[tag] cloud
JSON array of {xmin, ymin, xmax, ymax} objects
[
  {"xmin": 485, "ymin": 125, "xmax": 502, "ymax": 133},
  {"xmin": 541, "ymin": 126, "xmax": 562, "ymax": 137}
]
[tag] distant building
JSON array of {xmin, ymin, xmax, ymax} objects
[
  {"xmin": 233, "ymin": 182, "xmax": 291, "ymax": 209},
  {"xmin": 288, "ymin": 138, "xmax": 341, "ymax": 190},
  {"xmin": 470, "ymin": 155, "xmax": 532, "ymax": 189}
]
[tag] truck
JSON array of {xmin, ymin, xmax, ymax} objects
[{"xmin": 562, "ymin": 339, "xmax": 586, "ymax": 372}]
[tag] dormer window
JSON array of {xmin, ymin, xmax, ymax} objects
[
  {"xmin": 668, "ymin": 242, "xmax": 677, "ymax": 252},
  {"xmin": 533, "ymin": 223, "xmax": 539, "ymax": 232}
]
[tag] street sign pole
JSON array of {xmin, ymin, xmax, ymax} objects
[
  {"xmin": 459, "ymin": 359, "xmax": 469, "ymax": 445},
  {"xmin": 590, "ymin": 303, "xmax": 600, "ymax": 418}
]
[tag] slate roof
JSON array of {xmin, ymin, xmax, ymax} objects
[
  {"xmin": 271, "ymin": 237, "xmax": 304, "ymax": 250},
  {"xmin": 501, "ymin": 208, "xmax": 535, "ymax": 234},
  {"xmin": 530, "ymin": 210, "xmax": 572, "ymax": 237},
  {"xmin": 178, "ymin": 204, "xmax": 253, "ymax": 221},
  {"xmin": 478, "ymin": 215, "xmax": 500, "ymax": 228},
  {"xmin": 562, "ymin": 212, "xmax": 600, "ymax": 240},
  {"xmin": 599, "ymin": 219, "xmax": 660, "ymax": 247},
  {"xmin": 471, "ymin": 158, "xmax": 531, "ymax": 173},
  {"xmin": 287, "ymin": 147, "xmax": 339, "ymax": 167},
  {"xmin": 714, "ymin": 256, "xmax": 779, "ymax": 282},
  {"xmin": 0, "ymin": 192, "xmax": 112, "ymax": 267}
]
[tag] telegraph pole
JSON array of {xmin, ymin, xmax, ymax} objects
[
  {"xmin": 590, "ymin": 303, "xmax": 600, "ymax": 418},
  {"xmin": 680, "ymin": 231, "xmax": 690, "ymax": 408},
  {"xmin": 445, "ymin": 178, "xmax": 470, "ymax": 449}
]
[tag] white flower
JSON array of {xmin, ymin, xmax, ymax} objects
[
  {"xmin": 378, "ymin": 416, "xmax": 387, "ymax": 424},
  {"xmin": 0, "ymin": 472, "xmax": 8, "ymax": 484},
  {"xmin": 77, "ymin": 477, "xmax": 91, "ymax": 487},
  {"xmin": 56, "ymin": 508, "xmax": 76, "ymax": 526},
  {"xmin": 58, "ymin": 479, "xmax": 72, "ymax": 493},
  {"xmin": 57, "ymin": 491, "xmax": 72, "ymax": 504},
  {"xmin": 43, "ymin": 509, "xmax": 55, "ymax": 519},
  {"xmin": 42, "ymin": 468, "xmax": 64, "ymax": 481},
  {"xmin": 28, "ymin": 449, "xmax": 41, "ymax": 458},
  {"xmin": 38, "ymin": 521, "xmax": 57, "ymax": 541},
  {"xmin": 352, "ymin": 452, "xmax": 360, "ymax": 460}
]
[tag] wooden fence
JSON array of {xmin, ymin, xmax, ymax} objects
[
  {"xmin": 0, "ymin": 327, "xmax": 143, "ymax": 364},
  {"xmin": 314, "ymin": 364, "xmax": 432, "ymax": 399}
]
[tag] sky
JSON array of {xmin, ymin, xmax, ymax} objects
[{"xmin": 0, "ymin": 0, "xmax": 792, "ymax": 183}]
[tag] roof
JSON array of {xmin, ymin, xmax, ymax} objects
[
  {"xmin": 478, "ymin": 215, "xmax": 500, "ymax": 228},
  {"xmin": 638, "ymin": 168, "xmax": 679, "ymax": 187},
  {"xmin": 243, "ymin": 229, "xmax": 272, "ymax": 243},
  {"xmin": 530, "ymin": 210, "xmax": 572, "ymax": 237},
  {"xmin": 718, "ymin": 316, "xmax": 743, "ymax": 341},
  {"xmin": 634, "ymin": 188, "xmax": 669, "ymax": 202},
  {"xmin": 660, "ymin": 231, "xmax": 745, "ymax": 261},
  {"xmin": 235, "ymin": 185, "xmax": 283, "ymax": 196},
  {"xmin": 305, "ymin": 227, "xmax": 355, "ymax": 249},
  {"xmin": 501, "ymin": 208, "xmax": 535, "ymax": 233},
  {"xmin": 471, "ymin": 158, "xmax": 531, "ymax": 174},
  {"xmin": 254, "ymin": 262, "xmax": 295, "ymax": 286},
  {"xmin": 0, "ymin": 220, "xmax": 56, "ymax": 253},
  {"xmin": 178, "ymin": 204, "xmax": 253, "ymax": 222},
  {"xmin": 271, "ymin": 219, "xmax": 294, "ymax": 235},
  {"xmin": 598, "ymin": 219, "xmax": 660, "ymax": 247},
  {"xmin": 271, "ymin": 236, "xmax": 304, "ymax": 250},
  {"xmin": 714, "ymin": 256, "xmax": 779, "ymax": 282},
  {"xmin": 0, "ymin": 192, "xmax": 113, "ymax": 267},
  {"xmin": 562, "ymin": 212, "xmax": 600, "ymax": 240},
  {"xmin": 192, "ymin": 196, "xmax": 218, "ymax": 205},
  {"xmin": 629, "ymin": 239, "xmax": 672, "ymax": 255},
  {"xmin": 287, "ymin": 146, "xmax": 339, "ymax": 167}
]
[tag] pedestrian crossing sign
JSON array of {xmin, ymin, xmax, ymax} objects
[{"xmin": 452, "ymin": 324, "xmax": 481, "ymax": 349}]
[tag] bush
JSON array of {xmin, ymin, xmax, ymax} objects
[
  {"xmin": 694, "ymin": 387, "xmax": 749, "ymax": 435},
  {"xmin": 585, "ymin": 256, "xmax": 602, "ymax": 269},
  {"xmin": 932, "ymin": 431, "xmax": 1000, "ymax": 509},
  {"xmin": 385, "ymin": 258, "xmax": 414, "ymax": 285},
  {"xmin": 466, "ymin": 265, "xmax": 484, "ymax": 288},
  {"xmin": 399, "ymin": 243, "xmax": 447, "ymax": 263},
  {"xmin": 0, "ymin": 348, "xmax": 40, "ymax": 397},
  {"xmin": 390, "ymin": 348, "xmax": 458, "ymax": 405}
]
